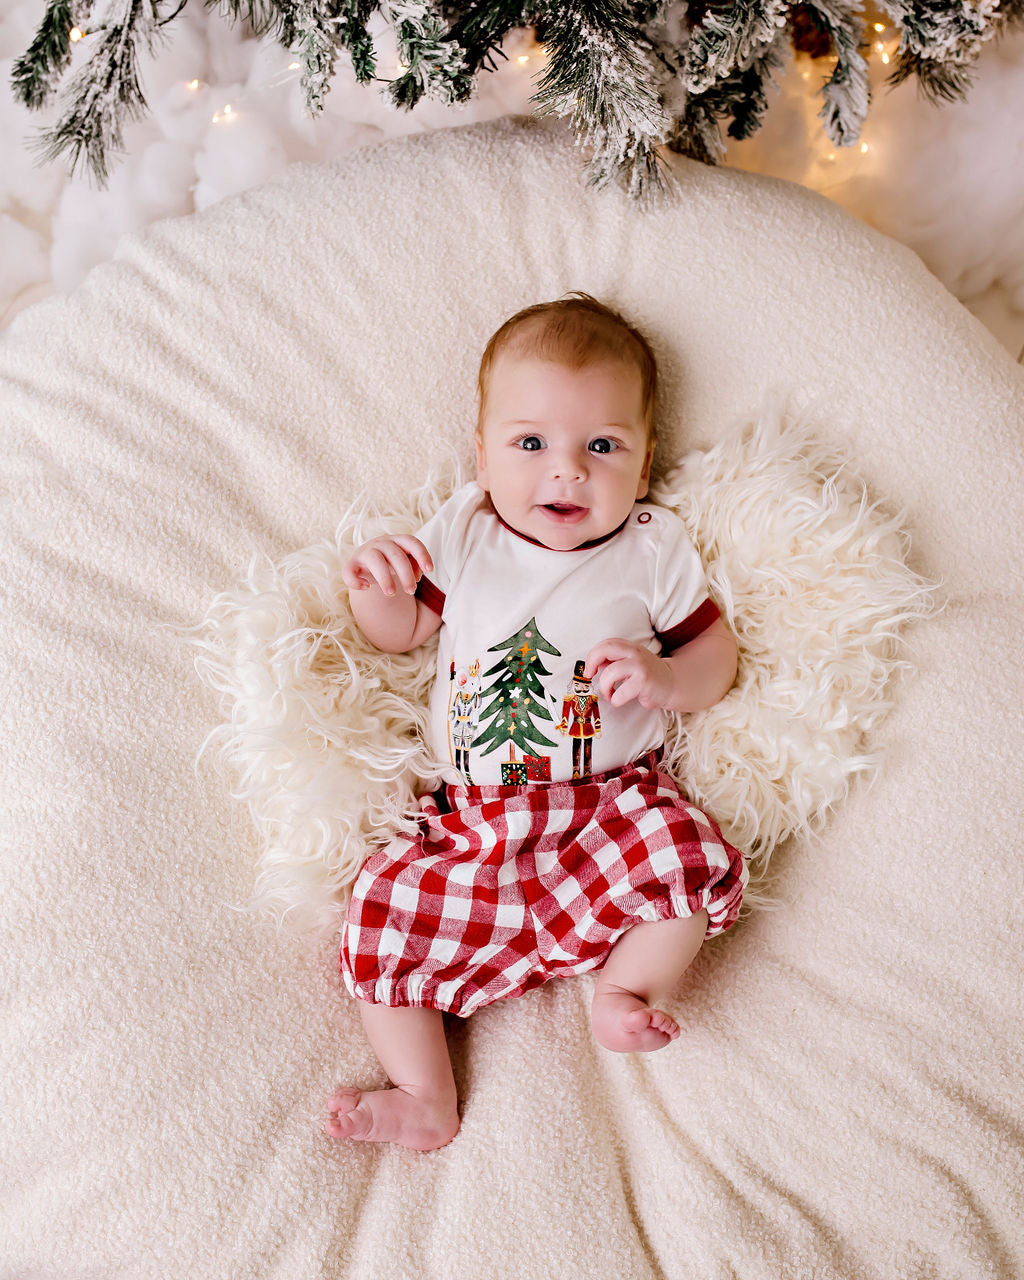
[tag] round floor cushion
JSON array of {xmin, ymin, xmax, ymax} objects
[{"xmin": 3, "ymin": 116, "xmax": 1023, "ymax": 1279}]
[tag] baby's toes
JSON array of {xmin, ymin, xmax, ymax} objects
[
  {"xmin": 327, "ymin": 1088, "xmax": 361, "ymax": 1115},
  {"xmin": 324, "ymin": 1088, "xmax": 367, "ymax": 1138},
  {"xmin": 649, "ymin": 1010, "xmax": 680, "ymax": 1039}
]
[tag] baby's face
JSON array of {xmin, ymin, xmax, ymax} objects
[{"xmin": 475, "ymin": 354, "xmax": 653, "ymax": 551}]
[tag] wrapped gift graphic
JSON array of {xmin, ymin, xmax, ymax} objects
[
  {"xmin": 525, "ymin": 754, "xmax": 551, "ymax": 781},
  {"xmin": 501, "ymin": 743, "xmax": 529, "ymax": 785}
]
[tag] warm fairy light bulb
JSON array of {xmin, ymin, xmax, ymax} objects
[
  {"xmin": 289, "ymin": 61, "xmax": 300, "ymax": 70},
  {"xmin": 517, "ymin": 55, "xmax": 529, "ymax": 64},
  {"xmin": 881, "ymin": 52, "xmax": 890, "ymax": 63},
  {"xmin": 188, "ymin": 78, "xmax": 200, "ymax": 90},
  {"xmin": 860, "ymin": 142, "xmax": 869, "ymax": 153},
  {"xmin": 873, "ymin": 21, "xmax": 885, "ymax": 30},
  {"xmin": 69, "ymin": 26, "xmax": 83, "ymax": 41}
]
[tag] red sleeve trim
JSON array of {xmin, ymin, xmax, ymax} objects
[
  {"xmin": 415, "ymin": 576, "xmax": 445, "ymax": 617},
  {"xmin": 656, "ymin": 598, "xmax": 720, "ymax": 653}
]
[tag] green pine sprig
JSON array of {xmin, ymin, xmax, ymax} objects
[
  {"xmin": 12, "ymin": 0, "xmax": 89, "ymax": 109},
  {"xmin": 531, "ymin": 0, "xmax": 669, "ymax": 197},
  {"xmin": 31, "ymin": 0, "xmax": 156, "ymax": 186}
]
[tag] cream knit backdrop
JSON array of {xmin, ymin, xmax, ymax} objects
[{"xmin": 2, "ymin": 116, "xmax": 1023, "ymax": 1279}]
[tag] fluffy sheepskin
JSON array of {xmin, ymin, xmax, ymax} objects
[{"xmin": 188, "ymin": 395, "xmax": 936, "ymax": 933}]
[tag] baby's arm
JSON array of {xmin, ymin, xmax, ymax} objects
[
  {"xmin": 585, "ymin": 618, "xmax": 738, "ymax": 714},
  {"xmin": 342, "ymin": 535, "xmax": 442, "ymax": 653}
]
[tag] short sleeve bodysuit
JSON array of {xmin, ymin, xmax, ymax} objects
[{"xmin": 414, "ymin": 482, "xmax": 720, "ymax": 787}]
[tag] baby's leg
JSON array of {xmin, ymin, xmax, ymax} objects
[
  {"xmin": 591, "ymin": 910, "xmax": 708, "ymax": 1053},
  {"xmin": 325, "ymin": 1003, "xmax": 460, "ymax": 1151}
]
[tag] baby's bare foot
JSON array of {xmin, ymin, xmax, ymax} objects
[
  {"xmin": 324, "ymin": 1086, "xmax": 460, "ymax": 1152},
  {"xmin": 591, "ymin": 985, "xmax": 680, "ymax": 1053}
]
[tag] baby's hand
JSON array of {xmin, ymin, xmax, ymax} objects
[
  {"xmin": 341, "ymin": 535, "xmax": 433, "ymax": 597},
  {"xmin": 584, "ymin": 639, "xmax": 673, "ymax": 711}
]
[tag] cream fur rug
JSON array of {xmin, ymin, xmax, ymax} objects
[{"xmin": 189, "ymin": 398, "xmax": 935, "ymax": 933}]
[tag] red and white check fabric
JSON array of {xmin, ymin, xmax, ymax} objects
[{"xmin": 339, "ymin": 749, "xmax": 747, "ymax": 1017}]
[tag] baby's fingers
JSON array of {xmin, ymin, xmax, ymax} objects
[
  {"xmin": 342, "ymin": 547, "xmax": 400, "ymax": 596},
  {"xmin": 340, "ymin": 561, "xmax": 374, "ymax": 591},
  {"xmin": 595, "ymin": 658, "xmax": 631, "ymax": 702},
  {"xmin": 584, "ymin": 637, "xmax": 639, "ymax": 679},
  {"xmin": 379, "ymin": 544, "xmax": 426, "ymax": 595},
  {"xmin": 368, "ymin": 548, "xmax": 415, "ymax": 596},
  {"xmin": 608, "ymin": 672, "xmax": 644, "ymax": 707},
  {"xmin": 388, "ymin": 535, "xmax": 434, "ymax": 580}
]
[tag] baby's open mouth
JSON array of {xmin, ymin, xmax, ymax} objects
[{"xmin": 540, "ymin": 502, "xmax": 589, "ymax": 523}]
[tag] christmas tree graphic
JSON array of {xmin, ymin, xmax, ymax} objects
[{"xmin": 473, "ymin": 618, "xmax": 561, "ymax": 782}]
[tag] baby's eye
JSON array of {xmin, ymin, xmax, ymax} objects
[
  {"xmin": 516, "ymin": 435, "xmax": 544, "ymax": 451},
  {"xmin": 589, "ymin": 438, "xmax": 618, "ymax": 454}
]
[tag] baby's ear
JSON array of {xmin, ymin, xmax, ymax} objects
[{"xmin": 636, "ymin": 442, "xmax": 655, "ymax": 498}]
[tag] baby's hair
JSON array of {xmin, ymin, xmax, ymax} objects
[{"xmin": 476, "ymin": 292, "xmax": 658, "ymax": 441}]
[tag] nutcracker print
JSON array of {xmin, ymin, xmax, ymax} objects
[
  {"xmin": 448, "ymin": 658, "xmax": 482, "ymax": 782},
  {"xmin": 555, "ymin": 659, "xmax": 602, "ymax": 779}
]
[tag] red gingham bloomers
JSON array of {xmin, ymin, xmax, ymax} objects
[{"xmin": 339, "ymin": 748, "xmax": 747, "ymax": 1017}]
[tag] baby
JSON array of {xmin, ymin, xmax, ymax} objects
[{"xmin": 326, "ymin": 293, "xmax": 747, "ymax": 1152}]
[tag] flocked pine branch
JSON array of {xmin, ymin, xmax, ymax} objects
[
  {"xmin": 723, "ymin": 38, "xmax": 789, "ymax": 142},
  {"xmin": 10, "ymin": 0, "xmax": 88, "ymax": 108},
  {"xmin": 383, "ymin": 0, "xmax": 473, "ymax": 108},
  {"xmin": 333, "ymin": 0, "xmax": 378, "ymax": 81},
  {"xmin": 881, "ymin": 0, "xmax": 1002, "ymax": 103},
  {"xmin": 10, "ymin": 0, "xmax": 1024, "ymax": 196},
  {"xmin": 531, "ymin": 0, "xmax": 669, "ymax": 198},
  {"xmin": 444, "ymin": 0, "xmax": 528, "ymax": 73},
  {"xmin": 289, "ymin": 0, "xmax": 345, "ymax": 111},
  {"xmin": 30, "ymin": 0, "xmax": 158, "ymax": 184},
  {"xmin": 682, "ymin": 0, "xmax": 791, "ymax": 96},
  {"xmin": 801, "ymin": 0, "xmax": 872, "ymax": 146}
]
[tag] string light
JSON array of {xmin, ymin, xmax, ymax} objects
[
  {"xmin": 69, "ymin": 26, "xmax": 83, "ymax": 41},
  {"xmin": 187, "ymin": 78, "xmax": 200, "ymax": 90}
]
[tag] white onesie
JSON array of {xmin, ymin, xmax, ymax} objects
[{"xmin": 413, "ymin": 482, "xmax": 719, "ymax": 787}]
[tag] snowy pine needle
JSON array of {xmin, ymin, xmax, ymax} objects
[
  {"xmin": 532, "ymin": 0, "xmax": 670, "ymax": 197},
  {"xmin": 31, "ymin": 0, "xmax": 156, "ymax": 186}
]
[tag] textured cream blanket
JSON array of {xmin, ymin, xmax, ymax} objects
[{"xmin": 2, "ymin": 117, "xmax": 1023, "ymax": 1279}]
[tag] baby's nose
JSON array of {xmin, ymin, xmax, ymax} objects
[{"xmin": 550, "ymin": 450, "xmax": 588, "ymax": 481}]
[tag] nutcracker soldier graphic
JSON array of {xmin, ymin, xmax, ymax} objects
[
  {"xmin": 556, "ymin": 659, "xmax": 602, "ymax": 779},
  {"xmin": 448, "ymin": 659, "xmax": 482, "ymax": 782}
]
